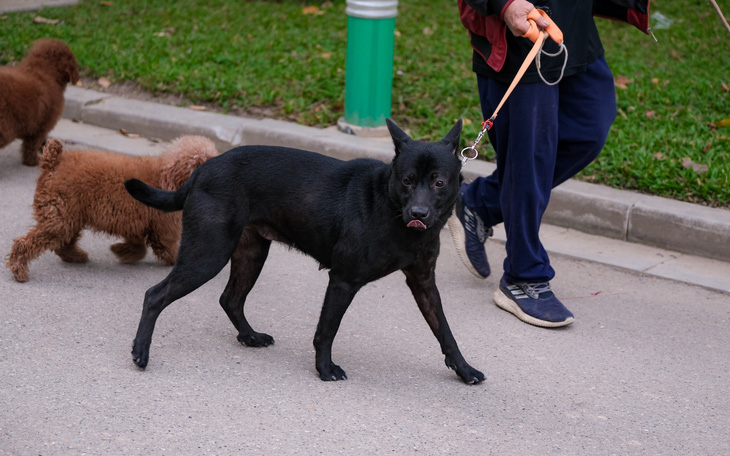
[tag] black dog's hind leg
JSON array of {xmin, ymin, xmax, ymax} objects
[
  {"xmin": 220, "ymin": 228, "xmax": 274, "ymax": 348},
  {"xmin": 313, "ymin": 274, "xmax": 362, "ymax": 381},
  {"xmin": 402, "ymin": 260, "xmax": 485, "ymax": 385},
  {"xmin": 132, "ymin": 213, "xmax": 243, "ymax": 369}
]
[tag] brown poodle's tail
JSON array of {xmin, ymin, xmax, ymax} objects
[
  {"xmin": 39, "ymin": 139, "xmax": 64, "ymax": 170},
  {"xmin": 158, "ymin": 135, "xmax": 218, "ymax": 191},
  {"xmin": 124, "ymin": 179, "xmax": 189, "ymax": 213}
]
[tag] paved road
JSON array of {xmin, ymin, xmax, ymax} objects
[{"xmin": 1, "ymin": 135, "xmax": 729, "ymax": 455}]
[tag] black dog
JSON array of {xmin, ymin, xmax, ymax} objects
[{"xmin": 125, "ymin": 119, "xmax": 484, "ymax": 384}]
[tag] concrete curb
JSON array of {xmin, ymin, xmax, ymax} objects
[
  {"xmin": 0, "ymin": 0, "xmax": 77, "ymax": 13},
  {"xmin": 63, "ymin": 86, "xmax": 730, "ymax": 263}
]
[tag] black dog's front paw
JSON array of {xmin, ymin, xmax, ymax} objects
[
  {"xmin": 458, "ymin": 366, "xmax": 485, "ymax": 384},
  {"xmin": 317, "ymin": 362, "xmax": 348, "ymax": 381},
  {"xmin": 131, "ymin": 340, "xmax": 150, "ymax": 369},
  {"xmin": 445, "ymin": 357, "xmax": 485, "ymax": 384},
  {"xmin": 237, "ymin": 332, "xmax": 274, "ymax": 347}
]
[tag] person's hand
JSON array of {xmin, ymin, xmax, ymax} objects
[{"xmin": 503, "ymin": 0, "xmax": 550, "ymax": 36}]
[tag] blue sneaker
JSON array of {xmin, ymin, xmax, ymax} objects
[
  {"xmin": 493, "ymin": 277, "xmax": 575, "ymax": 328},
  {"xmin": 448, "ymin": 184, "xmax": 492, "ymax": 278}
]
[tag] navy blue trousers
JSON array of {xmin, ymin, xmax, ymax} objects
[{"xmin": 463, "ymin": 56, "xmax": 616, "ymax": 283}]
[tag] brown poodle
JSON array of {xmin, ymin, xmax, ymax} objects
[
  {"xmin": 5, "ymin": 135, "xmax": 218, "ymax": 282},
  {"xmin": 0, "ymin": 38, "xmax": 79, "ymax": 166}
]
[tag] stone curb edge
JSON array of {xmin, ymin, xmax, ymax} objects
[{"xmin": 63, "ymin": 86, "xmax": 730, "ymax": 263}]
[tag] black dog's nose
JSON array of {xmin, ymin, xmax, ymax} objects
[{"xmin": 410, "ymin": 207, "xmax": 430, "ymax": 220}]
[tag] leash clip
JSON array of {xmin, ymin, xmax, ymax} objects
[
  {"xmin": 460, "ymin": 118, "xmax": 493, "ymax": 167},
  {"xmin": 460, "ymin": 146, "xmax": 478, "ymax": 166}
]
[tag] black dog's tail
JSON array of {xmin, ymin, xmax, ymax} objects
[{"xmin": 124, "ymin": 178, "xmax": 188, "ymax": 212}]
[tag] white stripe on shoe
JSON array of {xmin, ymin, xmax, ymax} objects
[{"xmin": 493, "ymin": 288, "xmax": 574, "ymax": 328}]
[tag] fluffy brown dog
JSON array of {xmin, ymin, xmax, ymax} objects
[
  {"xmin": 0, "ymin": 38, "xmax": 79, "ymax": 166},
  {"xmin": 5, "ymin": 135, "xmax": 218, "ymax": 282}
]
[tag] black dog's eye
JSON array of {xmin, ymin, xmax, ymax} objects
[
  {"xmin": 402, "ymin": 176, "xmax": 413, "ymax": 187},
  {"xmin": 432, "ymin": 173, "xmax": 445, "ymax": 188}
]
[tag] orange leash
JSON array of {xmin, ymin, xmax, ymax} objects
[{"xmin": 460, "ymin": 9, "xmax": 564, "ymax": 166}]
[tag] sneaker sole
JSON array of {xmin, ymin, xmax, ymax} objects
[
  {"xmin": 493, "ymin": 289, "xmax": 575, "ymax": 328},
  {"xmin": 447, "ymin": 215, "xmax": 487, "ymax": 279}
]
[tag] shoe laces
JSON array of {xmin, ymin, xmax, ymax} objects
[
  {"xmin": 513, "ymin": 282, "xmax": 552, "ymax": 299},
  {"xmin": 462, "ymin": 206, "xmax": 492, "ymax": 243}
]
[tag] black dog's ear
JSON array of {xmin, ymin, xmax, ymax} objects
[
  {"xmin": 441, "ymin": 119, "xmax": 463, "ymax": 158},
  {"xmin": 386, "ymin": 118, "xmax": 411, "ymax": 156}
]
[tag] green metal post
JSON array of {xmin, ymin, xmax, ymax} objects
[{"xmin": 341, "ymin": 0, "xmax": 398, "ymax": 133}]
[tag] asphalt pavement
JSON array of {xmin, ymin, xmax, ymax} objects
[{"xmin": 1, "ymin": 99, "xmax": 729, "ymax": 454}]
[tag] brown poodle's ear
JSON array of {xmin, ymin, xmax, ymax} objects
[
  {"xmin": 59, "ymin": 45, "xmax": 80, "ymax": 85},
  {"xmin": 65, "ymin": 54, "xmax": 80, "ymax": 85}
]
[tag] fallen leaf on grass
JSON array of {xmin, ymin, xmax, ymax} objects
[
  {"xmin": 614, "ymin": 75, "xmax": 633, "ymax": 90},
  {"xmin": 423, "ymin": 27, "xmax": 434, "ymax": 35},
  {"xmin": 33, "ymin": 16, "xmax": 59, "ymax": 24},
  {"xmin": 704, "ymin": 139, "xmax": 713, "ymax": 153},
  {"xmin": 653, "ymin": 152, "xmax": 666, "ymax": 160},
  {"xmin": 716, "ymin": 118, "xmax": 730, "ymax": 128},
  {"xmin": 154, "ymin": 27, "xmax": 175, "ymax": 37},
  {"xmin": 97, "ymin": 77, "xmax": 111, "ymax": 88},
  {"xmin": 188, "ymin": 105, "xmax": 206, "ymax": 111},
  {"xmin": 645, "ymin": 110, "xmax": 655, "ymax": 118},
  {"xmin": 681, "ymin": 157, "xmax": 708, "ymax": 174},
  {"xmin": 302, "ymin": 6, "xmax": 323, "ymax": 15},
  {"xmin": 321, "ymin": 52, "xmax": 331, "ymax": 59}
]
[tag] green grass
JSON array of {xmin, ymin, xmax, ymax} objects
[{"xmin": 1, "ymin": 0, "xmax": 728, "ymax": 206}]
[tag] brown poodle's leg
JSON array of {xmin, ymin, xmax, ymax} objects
[
  {"xmin": 110, "ymin": 238, "xmax": 147, "ymax": 264},
  {"xmin": 5, "ymin": 225, "xmax": 77, "ymax": 282},
  {"xmin": 21, "ymin": 135, "xmax": 46, "ymax": 166},
  {"xmin": 54, "ymin": 232, "xmax": 89, "ymax": 263},
  {"xmin": 147, "ymin": 225, "xmax": 180, "ymax": 266}
]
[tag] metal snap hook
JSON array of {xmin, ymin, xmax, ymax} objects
[{"xmin": 460, "ymin": 146, "xmax": 478, "ymax": 166}]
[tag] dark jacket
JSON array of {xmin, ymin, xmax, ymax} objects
[{"xmin": 459, "ymin": 0, "xmax": 651, "ymax": 83}]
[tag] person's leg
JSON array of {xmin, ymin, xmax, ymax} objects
[
  {"xmin": 473, "ymin": 76, "xmax": 576, "ymax": 327},
  {"xmin": 447, "ymin": 73, "xmax": 502, "ymax": 279},
  {"xmin": 485, "ymin": 77, "xmax": 559, "ymax": 283},
  {"xmin": 491, "ymin": 57, "xmax": 615, "ymax": 327},
  {"xmin": 553, "ymin": 55, "xmax": 616, "ymax": 186},
  {"xmin": 449, "ymin": 73, "xmax": 559, "ymax": 281}
]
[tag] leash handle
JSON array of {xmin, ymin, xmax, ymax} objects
[{"xmin": 522, "ymin": 8, "xmax": 563, "ymax": 44}]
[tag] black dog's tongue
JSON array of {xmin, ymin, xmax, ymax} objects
[{"xmin": 407, "ymin": 220, "xmax": 427, "ymax": 230}]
